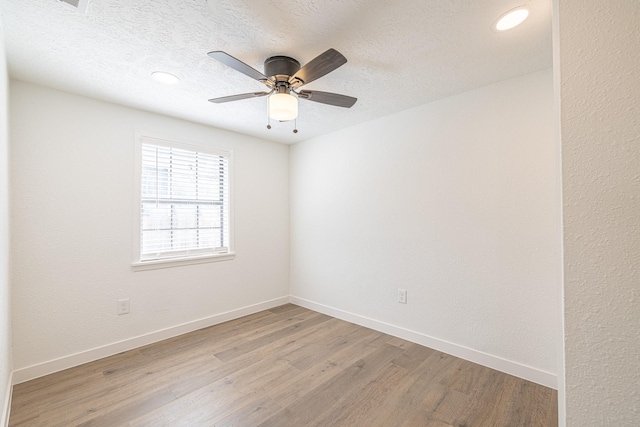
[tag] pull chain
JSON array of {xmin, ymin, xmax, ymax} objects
[{"xmin": 266, "ymin": 98, "xmax": 272, "ymax": 129}]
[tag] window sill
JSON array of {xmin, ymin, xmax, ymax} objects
[{"xmin": 131, "ymin": 252, "xmax": 235, "ymax": 272}]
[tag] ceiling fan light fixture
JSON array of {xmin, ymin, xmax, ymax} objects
[
  {"xmin": 207, "ymin": 49, "xmax": 356, "ymax": 128},
  {"xmin": 494, "ymin": 7, "xmax": 529, "ymax": 31},
  {"xmin": 151, "ymin": 71, "xmax": 180, "ymax": 85},
  {"xmin": 269, "ymin": 92, "xmax": 298, "ymax": 121}
]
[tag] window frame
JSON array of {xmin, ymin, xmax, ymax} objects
[{"xmin": 131, "ymin": 130, "xmax": 234, "ymax": 271}]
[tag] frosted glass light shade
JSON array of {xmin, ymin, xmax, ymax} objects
[{"xmin": 269, "ymin": 93, "xmax": 298, "ymax": 121}]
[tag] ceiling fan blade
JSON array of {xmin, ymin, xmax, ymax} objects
[
  {"xmin": 208, "ymin": 92, "xmax": 270, "ymax": 103},
  {"xmin": 298, "ymin": 90, "xmax": 357, "ymax": 108},
  {"xmin": 289, "ymin": 49, "xmax": 347, "ymax": 86},
  {"xmin": 208, "ymin": 51, "xmax": 268, "ymax": 82}
]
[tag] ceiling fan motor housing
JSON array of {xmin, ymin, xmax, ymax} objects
[{"xmin": 264, "ymin": 56, "xmax": 301, "ymax": 81}]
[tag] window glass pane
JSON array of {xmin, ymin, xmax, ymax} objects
[
  {"xmin": 173, "ymin": 204, "xmax": 197, "ymax": 229},
  {"xmin": 198, "ymin": 162, "xmax": 221, "ymax": 200},
  {"xmin": 172, "ymin": 229, "xmax": 198, "ymax": 250},
  {"xmin": 170, "ymin": 155, "xmax": 197, "ymax": 200},
  {"xmin": 139, "ymin": 140, "xmax": 230, "ymax": 260},
  {"xmin": 199, "ymin": 228, "xmax": 218, "ymax": 248},
  {"xmin": 142, "ymin": 230, "xmax": 172, "ymax": 254},
  {"xmin": 141, "ymin": 166, "xmax": 156, "ymax": 198},
  {"xmin": 141, "ymin": 202, "xmax": 172, "ymax": 232},
  {"xmin": 199, "ymin": 205, "xmax": 218, "ymax": 228}
]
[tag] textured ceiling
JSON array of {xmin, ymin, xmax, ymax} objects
[{"xmin": 0, "ymin": 0, "xmax": 552, "ymax": 144}]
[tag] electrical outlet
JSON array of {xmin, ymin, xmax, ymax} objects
[
  {"xmin": 398, "ymin": 288, "xmax": 407, "ymax": 304},
  {"xmin": 117, "ymin": 298, "xmax": 130, "ymax": 315}
]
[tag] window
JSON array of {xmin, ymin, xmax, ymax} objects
[{"xmin": 132, "ymin": 133, "xmax": 233, "ymax": 270}]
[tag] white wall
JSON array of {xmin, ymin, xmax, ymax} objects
[
  {"xmin": 0, "ymin": 16, "xmax": 12, "ymax": 427},
  {"xmin": 9, "ymin": 80, "xmax": 289, "ymax": 379},
  {"xmin": 290, "ymin": 69, "xmax": 561, "ymax": 387},
  {"xmin": 557, "ymin": 1, "xmax": 640, "ymax": 425}
]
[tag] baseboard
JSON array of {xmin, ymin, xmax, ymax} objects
[
  {"xmin": 12, "ymin": 296, "xmax": 290, "ymax": 385},
  {"xmin": 1, "ymin": 371, "xmax": 12, "ymax": 427},
  {"xmin": 290, "ymin": 296, "xmax": 557, "ymax": 389},
  {"xmin": 11, "ymin": 295, "xmax": 557, "ymax": 390}
]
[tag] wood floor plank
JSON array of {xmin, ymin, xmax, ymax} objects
[
  {"xmin": 284, "ymin": 318, "xmax": 373, "ymax": 371},
  {"xmin": 203, "ymin": 396, "xmax": 283, "ymax": 427},
  {"xmin": 358, "ymin": 351, "xmax": 462, "ymax": 426},
  {"xmin": 130, "ymin": 358, "xmax": 294, "ymax": 426},
  {"xmin": 9, "ymin": 305, "xmax": 558, "ymax": 427},
  {"xmin": 314, "ymin": 362, "xmax": 409, "ymax": 426},
  {"xmin": 265, "ymin": 328, "xmax": 390, "ymax": 407},
  {"xmin": 430, "ymin": 387, "xmax": 473, "ymax": 425},
  {"xmin": 74, "ymin": 387, "xmax": 176, "ymax": 427},
  {"xmin": 400, "ymin": 382, "xmax": 449, "ymax": 426},
  {"xmin": 166, "ymin": 315, "xmax": 332, "ymax": 399},
  {"xmin": 197, "ymin": 307, "xmax": 319, "ymax": 360},
  {"xmin": 391, "ymin": 342, "xmax": 437, "ymax": 371},
  {"xmin": 256, "ymin": 343, "xmax": 405, "ymax": 427},
  {"xmin": 213, "ymin": 313, "xmax": 332, "ymax": 362},
  {"xmin": 11, "ymin": 349, "xmax": 146, "ymax": 405},
  {"xmin": 267, "ymin": 303, "xmax": 300, "ymax": 314},
  {"xmin": 11, "ymin": 348, "xmax": 221, "ymax": 427}
]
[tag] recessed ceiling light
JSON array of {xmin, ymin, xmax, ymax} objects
[
  {"xmin": 494, "ymin": 7, "xmax": 529, "ymax": 31},
  {"xmin": 151, "ymin": 71, "xmax": 180, "ymax": 85}
]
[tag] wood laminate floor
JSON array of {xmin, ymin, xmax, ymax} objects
[{"xmin": 9, "ymin": 304, "xmax": 558, "ymax": 426}]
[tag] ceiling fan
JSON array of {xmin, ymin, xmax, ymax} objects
[{"xmin": 207, "ymin": 48, "xmax": 357, "ymax": 131}]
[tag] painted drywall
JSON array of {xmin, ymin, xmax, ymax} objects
[
  {"xmin": 9, "ymin": 80, "xmax": 289, "ymax": 373},
  {"xmin": 557, "ymin": 1, "xmax": 640, "ymax": 425},
  {"xmin": 0, "ymin": 16, "xmax": 12, "ymax": 427},
  {"xmin": 290, "ymin": 69, "xmax": 561, "ymax": 382}
]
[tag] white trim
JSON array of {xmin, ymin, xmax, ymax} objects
[
  {"xmin": 131, "ymin": 252, "xmax": 235, "ymax": 271},
  {"xmin": 12, "ymin": 296, "xmax": 290, "ymax": 385},
  {"xmin": 132, "ymin": 130, "xmax": 235, "ymax": 270},
  {"xmin": 552, "ymin": 0, "xmax": 567, "ymax": 424},
  {"xmin": 1, "ymin": 371, "xmax": 12, "ymax": 427},
  {"xmin": 290, "ymin": 296, "xmax": 558, "ymax": 389}
]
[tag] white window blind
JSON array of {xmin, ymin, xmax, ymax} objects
[{"xmin": 139, "ymin": 138, "xmax": 230, "ymax": 261}]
